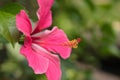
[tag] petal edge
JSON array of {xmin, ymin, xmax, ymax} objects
[{"xmin": 16, "ymin": 10, "xmax": 32, "ymax": 36}]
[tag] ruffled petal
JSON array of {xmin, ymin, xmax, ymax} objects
[
  {"xmin": 37, "ymin": 0, "xmax": 54, "ymax": 11},
  {"xmin": 32, "ymin": 27, "xmax": 72, "ymax": 59},
  {"xmin": 46, "ymin": 55, "xmax": 61, "ymax": 80},
  {"xmin": 37, "ymin": 0, "xmax": 53, "ymax": 19},
  {"xmin": 32, "ymin": 44, "xmax": 61, "ymax": 80},
  {"xmin": 32, "ymin": 0, "xmax": 54, "ymax": 34},
  {"xmin": 20, "ymin": 45, "xmax": 49, "ymax": 74},
  {"xmin": 16, "ymin": 10, "xmax": 32, "ymax": 36}
]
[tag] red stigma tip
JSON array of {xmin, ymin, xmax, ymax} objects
[{"xmin": 77, "ymin": 38, "xmax": 81, "ymax": 43}]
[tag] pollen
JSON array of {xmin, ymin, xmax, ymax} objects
[{"xmin": 62, "ymin": 38, "xmax": 81, "ymax": 48}]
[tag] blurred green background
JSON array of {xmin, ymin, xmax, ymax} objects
[{"xmin": 0, "ymin": 0, "xmax": 120, "ymax": 80}]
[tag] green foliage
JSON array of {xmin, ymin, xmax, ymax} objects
[
  {"xmin": 53, "ymin": 0, "xmax": 120, "ymax": 59},
  {"xmin": 61, "ymin": 60, "xmax": 93, "ymax": 80},
  {"xmin": 0, "ymin": 3, "xmax": 24, "ymax": 46}
]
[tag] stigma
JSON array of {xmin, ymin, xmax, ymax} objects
[{"xmin": 62, "ymin": 38, "xmax": 81, "ymax": 48}]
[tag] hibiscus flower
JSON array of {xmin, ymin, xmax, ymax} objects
[{"xmin": 16, "ymin": 0, "xmax": 80, "ymax": 80}]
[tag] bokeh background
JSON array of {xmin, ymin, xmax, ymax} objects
[{"xmin": 0, "ymin": 0, "xmax": 120, "ymax": 80}]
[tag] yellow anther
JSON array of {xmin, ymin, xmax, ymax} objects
[{"xmin": 62, "ymin": 38, "xmax": 80, "ymax": 48}]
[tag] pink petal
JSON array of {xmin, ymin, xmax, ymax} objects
[
  {"xmin": 32, "ymin": 0, "xmax": 54, "ymax": 34},
  {"xmin": 32, "ymin": 27, "xmax": 72, "ymax": 59},
  {"xmin": 23, "ymin": 37, "xmax": 32, "ymax": 47},
  {"xmin": 46, "ymin": 56, "xmax": 61, "ymax": 80},
  {"xmin": 16, "ymin": 10, "xmax": 32, "ymax": 36},
  {"xmin": 20, "ymin": 45, "xmax": 49, "ymax": 74},
  {"xmin": 37, "ymin": 0, "xmax": 54, "ymax": 19},
  {"xmin": 37, "ymin": 0, "xmax": 54, "ymax": 11},
  {"xmin": 32, "ymin": 44, "xmax": 61, "ymax": 80}
]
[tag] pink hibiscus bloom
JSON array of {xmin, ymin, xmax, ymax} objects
[{"xmin": 16, "ymin": 0, "xmax": 80, "ymax": 80}]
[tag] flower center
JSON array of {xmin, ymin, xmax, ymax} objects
[{"xmin": 62, "ymin": 38, "xmax": 80, "ymax": 48}]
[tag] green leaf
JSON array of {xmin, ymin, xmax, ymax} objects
[
  {"xmin": 0, "ymin": 34, "xmax": 8, "ymax": 43},
  {"xmin": 0, "ymin": 3, "xmax": 24, "ymax": 46},
  {"xmin": 85, "ymin": 0, "xmax": 95, "ymax": 10},
  {"xmin": 0, "ymin": 3, "xmax": 24, "ymax": 15}
]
